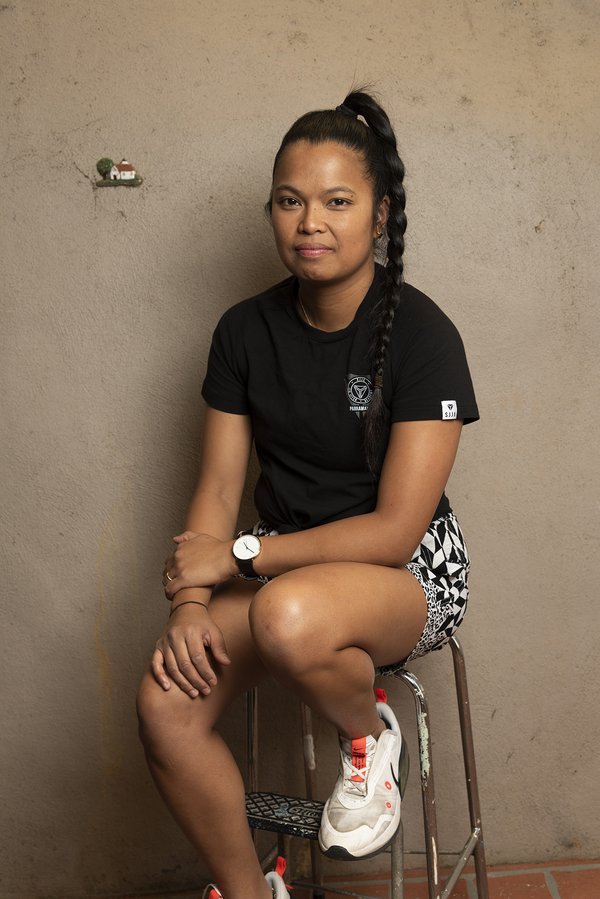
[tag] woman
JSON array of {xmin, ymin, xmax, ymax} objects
[{"xmin": 137, "ymin": 90, "xmax": 479, "ymax": 899}]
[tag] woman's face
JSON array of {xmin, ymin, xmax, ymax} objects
[{"xmin": 270, "ymin": 140, "xmax": 388, "ymax": 288}]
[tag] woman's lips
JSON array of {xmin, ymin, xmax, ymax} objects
[{"xmin": 295, "ymin": 245, "xmax": 332, "ymax": 257}]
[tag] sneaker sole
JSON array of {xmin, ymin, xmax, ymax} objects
[{"xmin": 319, "ymin": 738, "xmax": 410, "ymax": 860}]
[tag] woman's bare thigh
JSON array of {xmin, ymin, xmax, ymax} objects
[{"xmin": 252, "ymin": 562, "xmax": 428, "ymax": 670}]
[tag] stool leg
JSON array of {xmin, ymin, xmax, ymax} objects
[
  {"xmin": 449, "ymin": 638, "xmax": 489, "ymax": 899},
  {"xmin": 247, "ymin": 687, "xmax": 260, "ymax": 851},
  {"xmin": 247, "ymin": 687, "xmax": 259, "ymax": 793},
  {"xmin": 300, "ymin": 703, "xmax": 325, "ymax": 899},
  {"xmin": 396, "ymin": 669, "xmax": 441, "ymax": 899},
  {"xmin": 390, "ymin": 818, "xmax": 404, "ymax": 899}
]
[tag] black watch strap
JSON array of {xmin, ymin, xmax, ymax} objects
[{"xmin": 236, "ymin": 555, "xmax": 257, "ymax": 578}]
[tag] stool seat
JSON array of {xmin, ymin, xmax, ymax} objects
[{"xmin": 246, "ymin": 791, "xmax": 324, "ymax": 840}]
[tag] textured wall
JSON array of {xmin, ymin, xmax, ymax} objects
[{"xmin": 1, "ymin": 1, "xmax": 599, "ymax": 896}]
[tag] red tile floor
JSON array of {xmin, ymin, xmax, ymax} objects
[
  {"xmin": 290, "ymin": 859, "xmax": 600, "ymax": 899},
  {"xmin": 125, "ymin": 859, "xmax": 600, "ymax": 898}
]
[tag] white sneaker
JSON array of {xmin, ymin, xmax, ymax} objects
[
  {"xmin": 266, "ymin": 864, "xmax": 291, "ymax": 898},
  {"xmin": 318, "ymin": 700, "xmax": 409, "ymax": 859},
  {"xmin": 202, "ymin": 886, "xmax": 222, "ymax": 899},
  {"xmin": 202, "ymin": 857, "xmax": 290, "ymax": 898}
]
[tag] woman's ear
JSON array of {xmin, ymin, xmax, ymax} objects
[{"xmin": 375, "ymin": 195, "xmax": 390, "ymax": 235}]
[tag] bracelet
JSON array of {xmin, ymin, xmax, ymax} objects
[{"xmin": 169, "ymin": 600, "xmax": 209, "ymax": 618}]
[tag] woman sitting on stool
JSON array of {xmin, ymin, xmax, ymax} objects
[{"xmin": 137, "ymin": 89, "xmax": 479, "ymax": 899}]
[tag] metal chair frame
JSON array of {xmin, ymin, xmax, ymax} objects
[{"xmin": 246, "ymin": 635, "xmax": 489, "ymax": 899}]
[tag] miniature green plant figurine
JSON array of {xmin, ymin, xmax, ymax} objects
[{"xmin": 96, "ymin": 158, "xmax": 114, "ymax": 179}]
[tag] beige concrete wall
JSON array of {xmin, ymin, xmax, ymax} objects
[{"xmin": 1, "ymin": 1, "xmax": 598, "ymax": 896}]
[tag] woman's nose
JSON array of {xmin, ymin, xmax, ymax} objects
[{"xmin": 298, "ymin": 205, "xmax": 324, "ymax": 233}]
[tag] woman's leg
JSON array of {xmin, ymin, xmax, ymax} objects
[
  {"xmin": 137, "ymin": 580, "xmax": 272, "ymax": 899},
  {"xmin": 249, "ymin": 561, "xmax": 427, "ymax": 739},
  {"xmin": 249, "ymin": 561, "xmax": 428, "ymax": 858},
  {"xmin": 138, "ymin": 563, "xmax": 426, "ymax": 889}
]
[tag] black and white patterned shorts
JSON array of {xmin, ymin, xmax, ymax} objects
[
  {"xmin": 239, "ymin": 511, "xmax": 470, "ymax": 671},
  {"xmin": 379, "ymin": 511, "xmax": 470, "ymax": 671}
]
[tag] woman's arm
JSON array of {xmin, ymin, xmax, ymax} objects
[
  {"xmin": 163, "ymin": 417, "xmax": 463, "ymax": 594},
  {"xmin": 184, "ymin": 405, "xmax": 253, "ymax": 540},
  {"xmin": 163, "ymin": 406, "xmax": 252, "ymax": 609},
  {"xmin": 151, "ymin": 407, "xmax": 252, "ymax": 698},
  {"xmin": 253, "ymin": 418, "xmax": 463, "ymax": 574}
]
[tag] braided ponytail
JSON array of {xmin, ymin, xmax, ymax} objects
[
  {"xmin": 269, "ymin": 89, "xmax": 407, "ymax": 472},
  {"xmin": 338, "ymin": 92, "xmax": 407, "ymax": 471}
]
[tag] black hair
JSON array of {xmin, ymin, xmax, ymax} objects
[{"xmin": 269, "ymin": 90, "xmax": 407, "ymax": 472}]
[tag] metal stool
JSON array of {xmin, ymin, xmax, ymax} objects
[{"xmin": 246, "ymin": 635, "xmax": 489, "ymax": 899}]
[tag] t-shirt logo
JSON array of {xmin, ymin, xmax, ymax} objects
[
  {"xmin": 441, "ymin": 400, "xmax": 458, "ymax": 420},
  {"xmin": 347, "ymin": 375, "xmax": 373, "ymax": 416}
]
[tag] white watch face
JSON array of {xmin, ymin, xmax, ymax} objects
[{"xmin": 234, "ymin": 534, "xmax": 261, "ymax": 560}]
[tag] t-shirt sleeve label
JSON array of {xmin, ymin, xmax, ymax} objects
[{"xmin": 441, "ymin": 400, "xmax": 458, "ymax": 420}]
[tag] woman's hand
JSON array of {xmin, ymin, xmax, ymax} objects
[
  {"xmin": 151, "ymin": 603, "xmax": 231, "ymax": 698},
  {"xmin": 163, "ymin": 532, "xmax": 238, "ymax": 598}
]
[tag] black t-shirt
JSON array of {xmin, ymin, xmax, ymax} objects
[{"xmin": 202, "ymin": 265, "xmax": 479, "ymax": 534}]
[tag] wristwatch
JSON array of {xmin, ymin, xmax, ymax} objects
[{"xmin": 232, "ymin": 533, "xmax": 262, "ymax": 578}]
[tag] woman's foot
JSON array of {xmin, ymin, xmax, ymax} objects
[{"xmin": 318, "ymin": 699, "xmax": 409, "ymax": 859}]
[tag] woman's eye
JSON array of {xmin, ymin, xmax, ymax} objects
[
  {"xmin": 329, "ymin": 197, "xmax": 350, "ymax": 207},
  {"xmin": 279, "ymin": 197, "xmax": 301, "ymax": 207}
]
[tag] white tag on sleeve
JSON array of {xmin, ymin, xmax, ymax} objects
[{"xmin": 441, "ymin": 400, "xmax": 457, "ymax": 420}]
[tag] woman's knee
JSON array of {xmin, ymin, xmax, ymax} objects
[
  {"xmin": 249, "ymin": 578, "xmax": 325, "ymax": 675},
  {"xmin": 136, "ymin": 670, "xmax": 203, "ymax": 757},
  {"xmin": 136, "ymin": 671, "xmax": 169, "ymax": 748}
]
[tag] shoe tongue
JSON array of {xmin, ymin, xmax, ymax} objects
[{"xmin": 350, "ymin": 736, "xmax": 368, "ymax": 782}]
